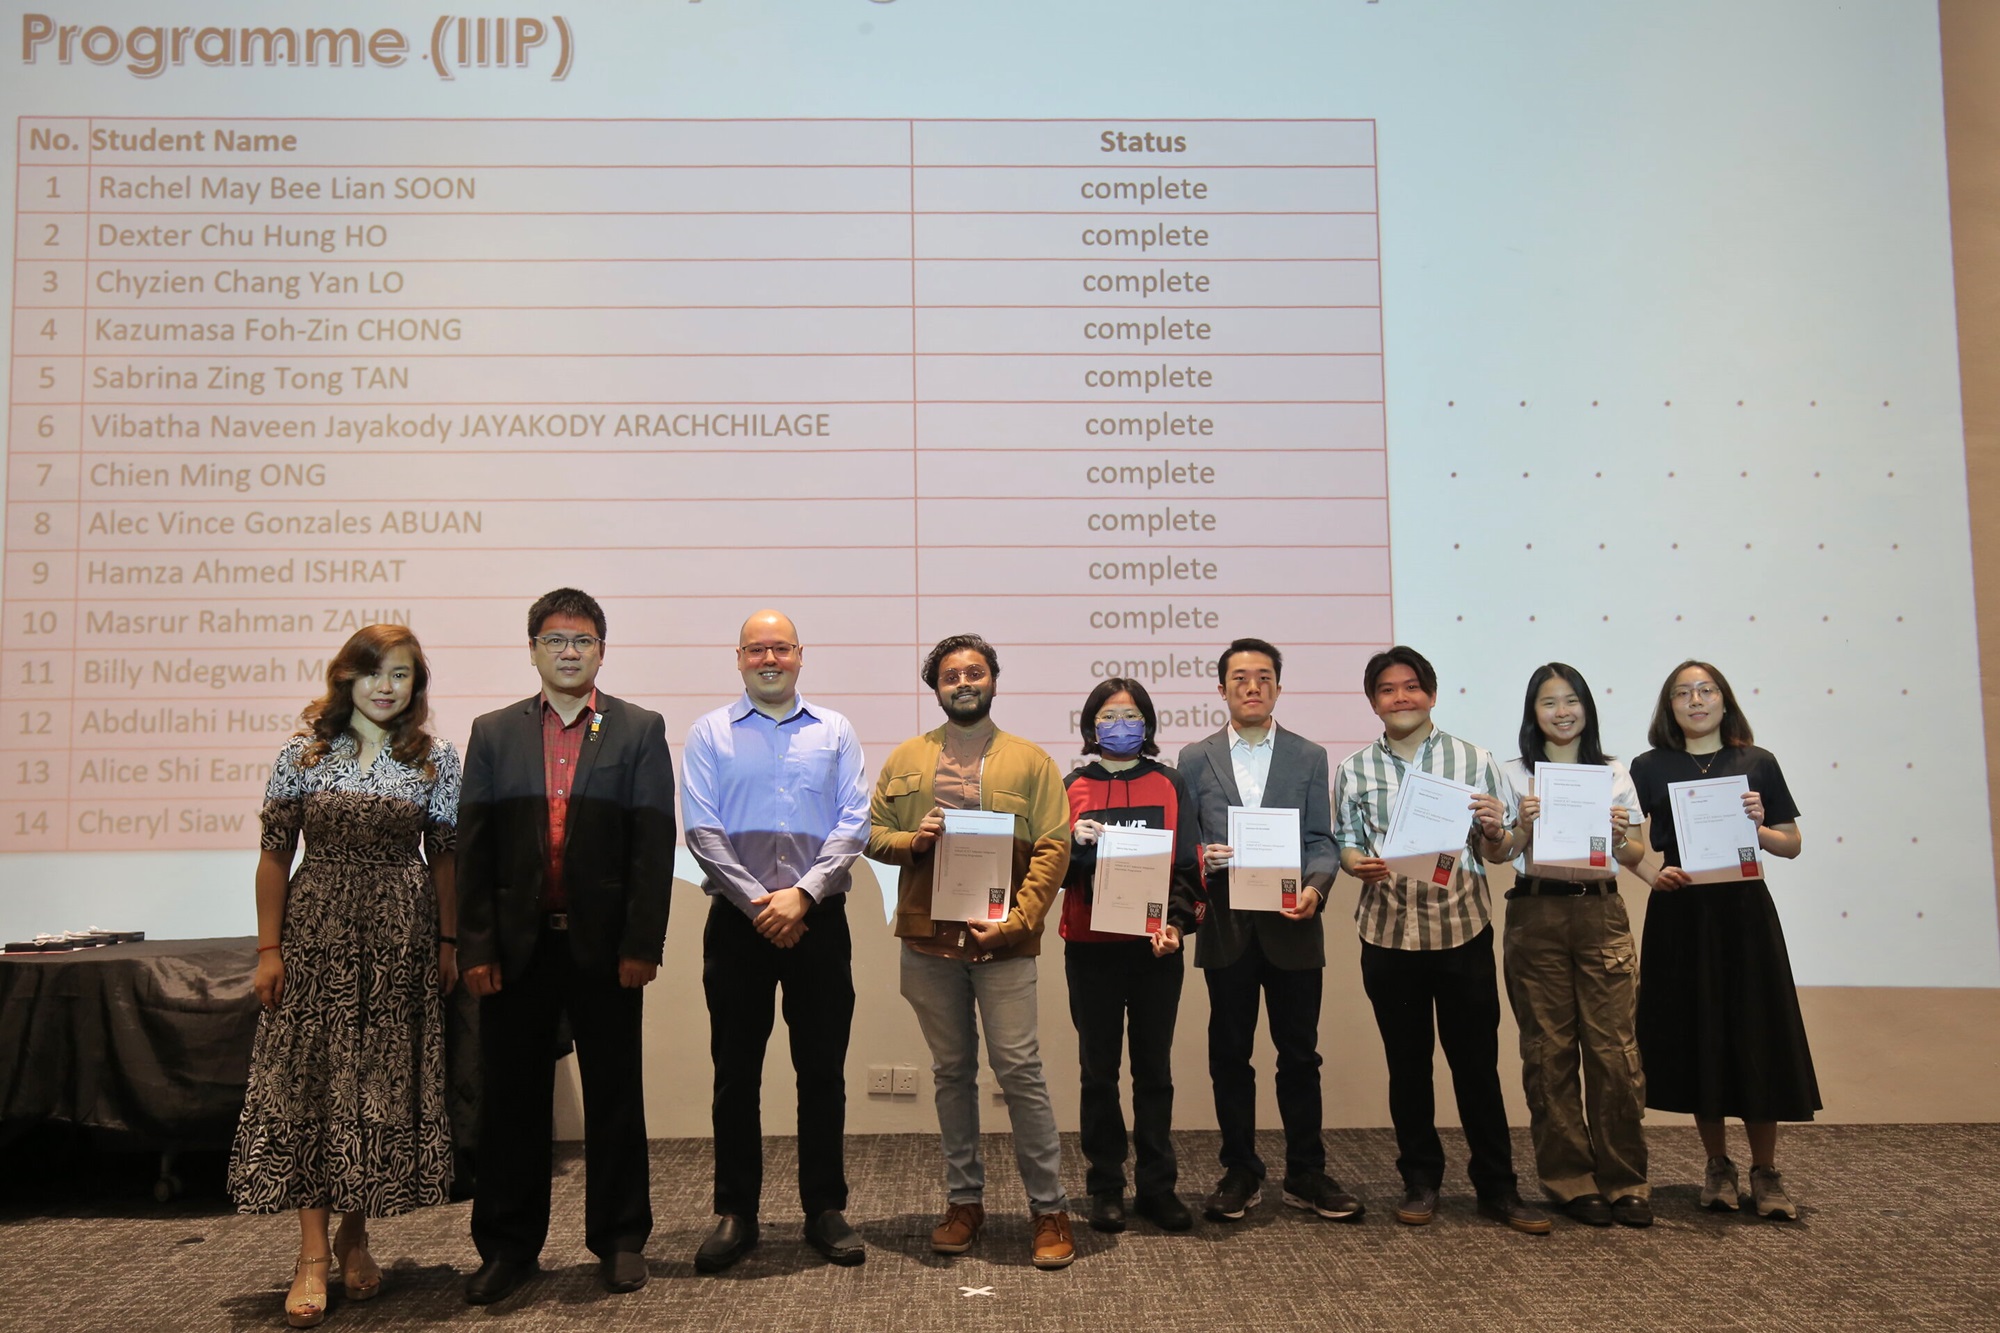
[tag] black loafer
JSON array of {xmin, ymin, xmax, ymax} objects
[
  {"xmin": 1561, "ymin": 1193, "xmax": 1614, "ymax": 1227},
  {"xmin": 1134, "ymin": 1191, "xmax": 1194, "ymax": 1232},
  {"xmin": 1610, "ymin": 1194, "xmax": 1654, "ymax": 1228},
  {"xmin": 1087, "ymin": 1191, "xmax": 1127, "ymax": 1233},
  {"xmin": 601, "ymin": 1250, "xmax": 647, "ymax": 1292},
  {"xmin": 804, "ymin": 1210, "xmax": 866, "ymax": 1266},
  {"xmin": 694, "ymin": 1214, "xmax": 759, "ymax": 1274},
  {"xmin": 464, "ymin": 1257, "xmax": 537, "ymax": 1305}
]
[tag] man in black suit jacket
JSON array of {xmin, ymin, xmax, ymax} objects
[
  {"xmin": 457, "ymin": 588, "xmax": 676, "ymax": 1303},
  {"xmin": 1178, "ymin": 638, "xmax": 1362, "ymax": 1225}
]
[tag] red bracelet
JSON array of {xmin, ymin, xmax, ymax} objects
[{"xmin": 256, "ymin": 943, "xmax": 280, "ymax": 953}]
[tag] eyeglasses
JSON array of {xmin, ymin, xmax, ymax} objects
[
  {"xmin": 1670, "ymin": 683, "xmax": 1720, "ymax": 703},
  {"xmin": 739, "ymin": 643, "xmax": 798, "ymax": 661},
  {"xmin": 534, "ymin": 634, "xmax": 601, "ymax": 653}
]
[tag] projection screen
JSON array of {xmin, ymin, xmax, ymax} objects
[{"xmin": 2, "ymin": 0, "xmax": 1991, "ymax": 987}]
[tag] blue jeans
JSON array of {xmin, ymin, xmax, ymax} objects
[{"xmin": 899, "ymin": 948, "xmax": 1069, "ymax": 1215}]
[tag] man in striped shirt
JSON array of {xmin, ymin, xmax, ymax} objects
[{"xmin": 1332, "ymin": 646, "xmax": 1548, "ymax": 1235}]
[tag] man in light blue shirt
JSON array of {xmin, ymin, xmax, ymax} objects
[{"xmin": 682, "ymin": 610, "xmax": 869, "ymax": 1272}]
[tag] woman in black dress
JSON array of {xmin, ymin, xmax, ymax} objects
[
  {"xmin": 229, "ymin": 625, "xmax": 460, "ymax": 1325},
  {"xmin": 1630, "ymin": 659, "xmax": 1817, "ymax": 1220}
]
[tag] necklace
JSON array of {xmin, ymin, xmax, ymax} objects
[{"xmin": 1686, "ymin": 748, "xmax": 1724, "ymax": 776}]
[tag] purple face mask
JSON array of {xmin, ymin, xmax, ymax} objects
[{"xmin": 1095, "ymin": 717, "xmax": 1147, "ymax": 758}]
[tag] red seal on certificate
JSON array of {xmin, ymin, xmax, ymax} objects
[
  {"xmin": 1737, "ymin": 847, "xmax": 1759, "ymax": 877},
  {"xmin": 1589, "ymin": 836, "xmax": 1607, "ymax": 868},
  {"xmin": 1144, "ymin": 902, "xmax": 1163, "ymax": 935},
  {"xmin": 1280, "ymin": 877, "xmax": 1297, "ymax": 910},
  {"xmin": 987, "ymin": 887, "xmax": 1006, "ymax": 920},
  {"xmin": 1431, "ymin": 854, "xmax": 1453, "ymax": 886}
]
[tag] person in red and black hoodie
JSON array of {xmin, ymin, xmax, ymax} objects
[{"xmin": 1060, "ymin": 677, "xmax": 1206, "ymax": 1235}]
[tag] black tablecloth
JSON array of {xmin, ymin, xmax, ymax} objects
[{"xmin": 0, "ymin": 937, "xmax": 259, "ymax": 1150}]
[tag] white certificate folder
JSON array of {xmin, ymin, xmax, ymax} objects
[
  {"xmin": 1530, "ymin": 762, "xmax": 1615, "ymax": 872},
  {"xmin": 1380, "ymin": 769, "xmax": 1475, "ymax": 886},
  {"xmin": 933, "ymin": 808, "xmax": 1016, "ymax": 922},
  {"xmin": 1667, "ymin": 775, "xmax": 1762, "ymax": 885},
  {"xmin": 1091, "ymin": 824, "xmax": 1174, "ymax": 936},
  {"xmin": 1227, "ymin": 805, "xmax": 1301, "ymax": 912}
]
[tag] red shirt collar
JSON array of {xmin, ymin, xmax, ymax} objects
[{"xmin": 542, "ymin": 688, "xmax": 599, "ymax": 728}]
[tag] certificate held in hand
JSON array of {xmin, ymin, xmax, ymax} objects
[
  {"xmin": 1667, "ymin": 775, "xmax": 1762, "ymax": 885},
  {"xmin": 1530, "ymin": 762, "xmax": 1615, "ymax": 873},
  {"xmin": 934, "ymin": 808, "xmax": 1016, "ymax": 922},
  {"xmin": 1092, "ymin": 824, "xmax": 1174, "ymax": 936},
  {"xmin": 1380, "ymin": 769, "xmax": 1476, "ymax": 886},
  {"xmin": 1226, "ymin": 805, "xmax": 1301, "ymax": 913}
]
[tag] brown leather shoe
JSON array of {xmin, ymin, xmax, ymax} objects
[
  {"xmin": 1031, "ymin": 1211, "xmax": 1075, "ymax": 1270},
  {"xmin": 930, "ymin": 1202, "xmax": 984, "ymax": 1254}
]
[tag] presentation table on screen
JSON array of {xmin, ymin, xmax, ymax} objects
[{"xmin": 4, "ymin": 117, "xmax": 1389, "ymax": 850}]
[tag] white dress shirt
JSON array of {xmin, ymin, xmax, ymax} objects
[{"xmin": 1229, "ymin": 723, "xmax": 1277, "ymax": 809}]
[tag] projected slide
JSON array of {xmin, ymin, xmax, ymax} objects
[
  {"xmin": 0, "ymin": 2, "xmax": 1992, "ymax": 987},
  {"xmin": 5, "ymin": 117, "xmax": 1385, "ymax": 849}
]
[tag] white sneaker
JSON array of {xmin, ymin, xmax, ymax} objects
[
  {"xmin": 1749, "ymin": 1167, "xmax": 1798, "ymax": 1220},
  {"xmin": 1701, "ymin": 1156, "xmax": 1741, "ymax": 1211}
]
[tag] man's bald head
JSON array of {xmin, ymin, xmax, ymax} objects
[{"xmin": 739, "ymin": 609, "xmax": 800, "ymax": 647}]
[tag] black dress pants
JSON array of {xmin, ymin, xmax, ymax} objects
[
  {"xmin": 1358, "ymin": 925, "xmax": 1518, "ymax": 1199},
  {"xmin": 472, "ymin": 925, "xmax": 652, "ymax": 1262},
  {"xmin": 1064, "ymin": 938, "xmax": 1184, "ymax": 1198},
  {"xmin": 703, "ymin": 893, "xmax": 855, "ymax": 1219},
  {"xmin": 1204, "ymin": 934, "xmax": 1325, "ymax": 1180}
]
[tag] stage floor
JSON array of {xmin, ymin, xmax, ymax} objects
[{"xmin": 2, "ymin": 1125, "xmax": 1992, "ymax": 1331}]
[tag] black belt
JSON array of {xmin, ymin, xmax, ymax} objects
[{"xmin": 1506, "ymin": 878, "xmax": 1616, "ymax": 899}]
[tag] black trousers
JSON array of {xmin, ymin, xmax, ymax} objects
[
  {"xmin": 1204, "ymin": 934, "xmax": 1325, "ymax": 1180},
  {"xmin": 703, "ymin": 893, "xmax": 854, "ymax": 1219},
  {"xmin": 1358, "ymin": 925, "xmax": 1518, "ymax": 1199},
  {"xmin": 472, "ymin": 926, "xmax": 652, "ymax": 1262},
  {"xmin": 1064, "ymin": 938, "xmax": 1184, "ymax": 1198}
]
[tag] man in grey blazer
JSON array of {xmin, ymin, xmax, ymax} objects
[{"xmin": 1178, "ymin": 638, "xmax": 1363, "ymax": 1224}]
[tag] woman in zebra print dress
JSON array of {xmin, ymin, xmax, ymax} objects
[{"xmin": 228, "ymin": 624, "xmax": 459, "ymax": 1326}]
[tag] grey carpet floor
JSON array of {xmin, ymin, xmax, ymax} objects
[{"xmin": 2, "ymin": 1125, "xmax": 1995, "ymax": 1332}]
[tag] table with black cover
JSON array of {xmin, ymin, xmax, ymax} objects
[
  {"xmin": 0, "ymin": 937, "xmax": 259, "ymax": 1196},
  {"xmin": 0, "ymin": 936, "xmax": 482, "ymax": 1201}
]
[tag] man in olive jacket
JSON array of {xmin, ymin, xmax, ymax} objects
[{"xmin": 866, "ymin": 634, "xmax": 1075, "ymax": 1270}]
